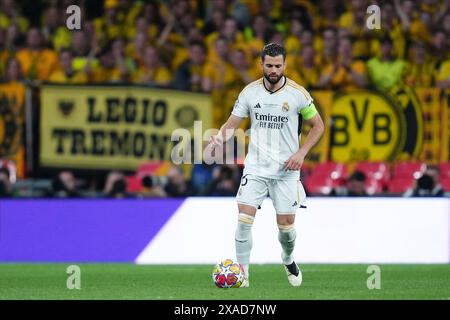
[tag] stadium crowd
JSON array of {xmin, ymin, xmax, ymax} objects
[
  {"xmin": 1, "ymin": 0, "xmax": 449, "ymax": 94},
  {"xmin": 0, "ymin": 0, "xmax": 449, "ymax": 198}
]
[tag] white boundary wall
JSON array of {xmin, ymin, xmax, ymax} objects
[{"xmin": 136, "ymin": 198, "xmax": 450, "ymax": 264}]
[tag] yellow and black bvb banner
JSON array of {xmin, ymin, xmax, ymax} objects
[
  {"xmin": 325, "ymin": 87, "xmax": 445, "ymax": 164},
  {"xmin": 0, "ymin": 82, "xmax": 26, "ymax": 178},
  {"xmin": 40, "ymin": 85, "xmax": 212, "ymax": 170}
]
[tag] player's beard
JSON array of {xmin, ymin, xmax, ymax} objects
[{"xmin": 264, "ymin": 72, "xmax": 283, "ymax": 85}]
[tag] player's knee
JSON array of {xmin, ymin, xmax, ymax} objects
[
  {"xmin": 277, "ymin": 223, "xmax": 296, "ymax": 241},
  {"xmin": 276, "ymin": 214, "xmax": 295, "ymax": 225},
  {"xmin": 238, "ymin": 213, "xmax": 255, "ymax": 225}
]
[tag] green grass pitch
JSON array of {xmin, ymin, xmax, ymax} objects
[{"xmin": 0, "ymin": 264, "xmax": 449, "ymax": 300}]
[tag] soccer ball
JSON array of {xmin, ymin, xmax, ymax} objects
[{"xmin": 212, "ymin": 259, "xmax": 245, "ymax": 288}]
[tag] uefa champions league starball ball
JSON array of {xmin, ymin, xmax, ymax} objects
[{"xmin": 212, "ymin": 259, "xmax": 245, "ymax": 288}]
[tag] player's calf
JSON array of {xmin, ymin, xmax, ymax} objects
[
  {"xmin": 278, "ymin": 223, "xmax": 296, "ymax": 265},
  {"xmin": 235, "ymin": 213, "xmax": 254, "ymax": 280}
]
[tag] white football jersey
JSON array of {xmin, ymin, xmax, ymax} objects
[{"xmin": 231, "ymin": 76, "xmax": 317, "ymax": 180}]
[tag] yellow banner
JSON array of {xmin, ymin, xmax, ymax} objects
[
  {"xmin": 40, "ymin": 85, "xmax": 212, "ymax": 170},
  {"xmin": 328, "ymin": 88, "xmax": 428, "ymax": 163},
  {"xmin": 414, "ymin": 88, "xmax": 442, "ymax": 164}
]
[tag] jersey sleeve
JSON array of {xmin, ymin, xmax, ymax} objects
[
  {"xmin": 231, "ymin": 90, "xmax": 250, "ymax": 118},
  {"xmin": 297, "ymin": 88, "xmax": 318, "ymax": 120}
]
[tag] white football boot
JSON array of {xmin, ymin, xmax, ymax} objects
[
  {"xmin": 283, "ymin": 258, "xmax": 303, "ymax": 287},
  {"xmin": 240, "ymin": 277, "xmax": 249, "ymax": 288}
]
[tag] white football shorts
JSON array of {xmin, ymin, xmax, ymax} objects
[{"xmin": 236, "ymin": 174, "xmax": 307, "ymax": 214}]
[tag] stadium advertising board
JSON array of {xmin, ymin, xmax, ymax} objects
[
  {"xmin": 0, "ymin": 198, "xmax": 448, "ymax": 263},
  {"xmin": 39, "ymin": 85, "xmax": 212, "ymax": 170}
]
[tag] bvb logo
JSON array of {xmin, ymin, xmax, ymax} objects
[
  {"xmin": 0, "ymin": 95, "xmax": 20, "ymax": 156},
  {"xmin": 282, "ymin": 102, "xmax": 289, "ymax": 112}
]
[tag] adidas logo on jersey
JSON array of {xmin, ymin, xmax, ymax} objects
[
  {"xmin": 254, "ymin": 103, "xmax": 261, "ymax": 108},
  {"xmin": 292, "ymin": 201, "xmax": 298, "ymax": 207}
]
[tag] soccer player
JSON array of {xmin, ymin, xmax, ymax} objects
[{"xmin": 209, "ymin": 43, "xmax": 324, "ymax": 287}]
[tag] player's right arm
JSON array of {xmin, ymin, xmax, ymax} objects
[
  {"xmin": 209, "ymin": 114, "xmax": 244, "ymax": 147},
  {"xmin": 209, "ymin": 88, "xmax": 249, "ymax": 147}
]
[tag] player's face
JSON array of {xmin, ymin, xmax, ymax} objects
[{"xmin": 261, "ymin": 55, "xmax": 285, "ymax": 84}]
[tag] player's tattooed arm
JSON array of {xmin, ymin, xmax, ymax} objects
[
  {"xmin": 209, "ymin": 114, "xmax": 244, "ymax": 147},
  {"xmin": 284, "ymin": 113, "xmax": 324, "ymax": 171}
]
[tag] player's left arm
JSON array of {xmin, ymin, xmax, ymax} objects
[{"xmin": 285, "ymin": 105, "xmax": 324, "ymax": 171}]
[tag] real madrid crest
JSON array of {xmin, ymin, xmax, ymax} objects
[{"xmin": 282, "ymin": 102, "xmax": 289, "ymax": 112}]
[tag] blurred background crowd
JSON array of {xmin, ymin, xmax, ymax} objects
[
  {"xmin": 0, "ymin": 0, "xmax": 449, "ymax": 199},
  {"xmin": 1, "ymin": 0, "xmax": 449, "ymax": 100}
]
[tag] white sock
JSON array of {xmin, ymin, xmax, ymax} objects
[
  {"xmin": 278, "ymin": 224, "xmax": 296, "ymax": 265},
  {"xmin": 235, "ymin": 213, "xmax": 254, "ymax": 278}
]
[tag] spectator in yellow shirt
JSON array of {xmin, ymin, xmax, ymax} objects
[
  {"xmin": 41, "ymin": 6, "xmax": 71, "ymax": 51},
  {"xmin": 371, "ymin": 3, "xmax": 406, "ymax": 59},
  {"xmin": 228, "ymin": 47, "xmax": 259, "ymax": 88},
  {"xmin": 132, "ymin": 45, "xmax": 171, "ymax": 87},
  {"xmin": 314, "ymin": 0, "xmax": 341, "ymax": 31},
  {"xmin": 125, "ymin": 13, "xmax": 159, "ymax": 44},
  {"xmin": 245, "ymin": 15, "xmax": 270, "ymax": 61},
  {"xmin": 320, "ymin": 27, "xmax": 338, "ymax": 66},
  {"xmin": 318, "ymin": 37, "xmax": 367, "ymax": 91},
  {"xmin": 1, "ymin": 57, "xmax": 24, "ymax": 109},
  {"xmin": 206, "ymin": 17, "xmax": 245, "ymax": 63},
  {"xmin": 110, "ymin": 38, "xmax": 137, "ymax": 82},
  {"xmin": 172, "ymin": 41, "xmax": 208, "ymax": 92},
  {"xmin": 404, "ymin": 41, "xmax": 436, "ymax": 87},
  {"xmin": 436, "ymin": 60, "xmax": 450, "ymax": 89},
  {"xmin": 202, "ymin": 36, "xmax": 235, "ymax": 126},
  {"xmin": 126, "ymin": 32, "xmax": 149, "ymax": 69},
  {"xmin": 71, "ymin": 30, "xmax": 99, "ymax": 73},
  {"xmin": 367, "ymin": 35, "xmax": 407, "ymax": 91},
  {"xmin": 286, "ymin": 44, "xmax": 321, "ymax": 90},
  {"xmin": 224, "ymin": 47, "xmax": 259, "ymax": 125},
  {"xmin": 86, "ymin": 46, "xmax": 119, "ymax": 83},
  {"xmin": 430, "ymin": 30, "xmax": 448, "ymax": 64},
  {"xmin": 0, "ymin": 57, "xmax": 26, "ymax": 178},
  {"xmin": 284, "ymin": 17, "xmax": 304, "ymax": 57},
  {"xmin": 202, "ymin": 36, "xmax": 234, "ymax": 92},
  {"xmin": 0, "ymin": 0, "xmax": 29, "ymax": 32},
  {"xmin": 203, "ymin": 1, "xmax": 228, "ymax": 36},
  {"xmin": 394, "ymin": 0, "xmax": 431, "ymax": 42},
  {"xmin": 93, "ymin": 0, "xmax": 126, "ymax": 47},
  {"xmin": 48, "ymin": 49, "xmax": 88, "ymax": 84},
  {"xmin": 15, "ymin": 27, "xmax": 58, "ymax": 81},
  {"xmin": 338, "ymin": 0, "xmax": 371, "ymax": 59}
]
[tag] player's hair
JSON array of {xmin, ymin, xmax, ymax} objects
[{"xmin": 261, "ymin": 43, "xmax": 286, "ymax": 61}]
